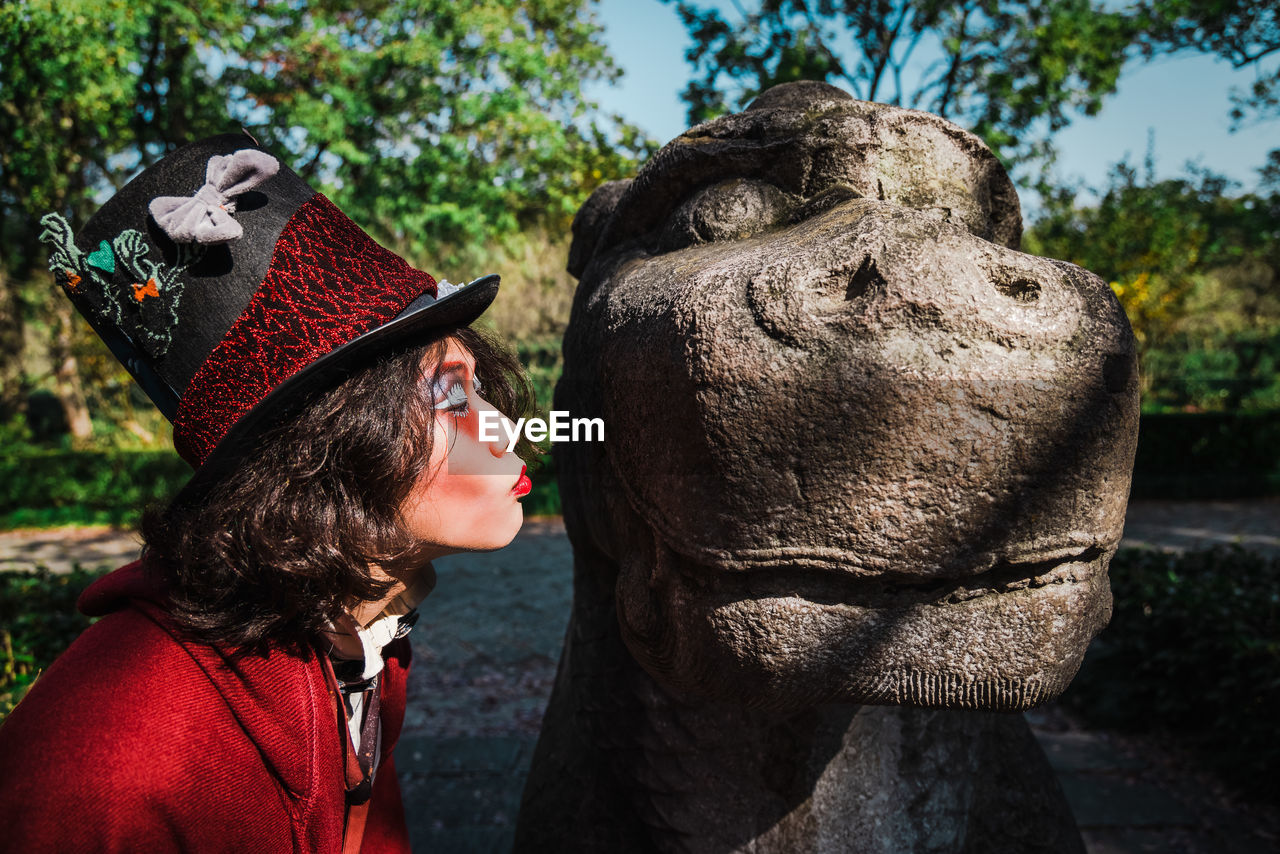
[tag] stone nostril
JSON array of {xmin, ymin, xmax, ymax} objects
[
  {"xmin": 844, "ymin": 254, "xmax": 885, "ymax": 300},
  {"xmin": 994, "ymin": 276, "xmax": 1040, "ymax": 303}
]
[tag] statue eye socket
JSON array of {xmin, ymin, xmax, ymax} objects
[{"xmin": 657, "ymin": 179, "xmax": 794, "ymax": 252}]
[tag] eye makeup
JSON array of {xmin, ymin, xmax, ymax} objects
[{"xmin": 433, "ymin": 370, "xmax": 484, "ymax": 418}]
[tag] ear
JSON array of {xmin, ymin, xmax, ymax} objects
[{"xmin": 567, "ymin": 179, "xmax": 632, "ymax": 280}]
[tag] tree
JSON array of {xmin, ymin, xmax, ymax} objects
[
  {"xmin": 1134, "ymin": 1, "xmax": 1279, "ymax": 129},
  {"xmin": 220, "ymin": 0, "xmax": 651, "ymax": 261},
  {"xmin": 0, "ymin": 0, "xmax": 650, "ymax": 436},
  {"xmin": 0, "ymin": 0, "xmax": 267, "ymax": 428},
  {"xmin": 1026, "ymin": 146, "xmax": 1280, "ymax": 409},
  {"xmin": 663, "ymin": 0, "xmax": 1142, "ymax": 180}
]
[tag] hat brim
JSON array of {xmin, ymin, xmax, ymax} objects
[{"xmin": 171, "ymin": 274, "xmax": 500, "ymax": 505}]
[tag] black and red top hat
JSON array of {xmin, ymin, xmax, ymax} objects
[{"xmin": 40, "ymin": 132, "xmax": 499, "ymax": 485}]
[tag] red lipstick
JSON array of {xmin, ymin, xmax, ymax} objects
[{"xmin": 512, "ymin": 464, "xmax": 532, "ymax": 498}]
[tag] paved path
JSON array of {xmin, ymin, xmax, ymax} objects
[
  {"xmin": 4, "ymin": 498, "xmax": 1276, "ymax": 576},
  {"xmin": 2, "ymin": 504, "xmax": 1277, "ymax": 851},
  {"xmin": 1118, "ymin": 497, "xmax": 1280, "ymax": 556}
]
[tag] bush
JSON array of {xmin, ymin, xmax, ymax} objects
[
  {"xmin": 0, "ymin": 566, "xmax": 106, "ymax": 721},
  {"xmin": 1062, "ymin": 547, "xmax": 1280, "ymax": 801},
  {"xmin": 514, "ymin": 335, "xmax": 564, "ymax": 415},
  {"xmin": 0, "ymin": 449, "xmax": 192, "ymax": 529},
  {"xmin": 1142, "ymin": 328, "xmax": 1280, "ymax": 413},
  {"xmin": 1131, "ymin": 411, "xmax": 1280, "ymax": 498}
]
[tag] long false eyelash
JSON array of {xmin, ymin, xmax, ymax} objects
[
  {"xmin": 432, "ymin": 370, "xmax": 484, "ymax": 420},
  {"xmin": 434, "ymin": 382, "xmax": 467, "ymax": 415}
]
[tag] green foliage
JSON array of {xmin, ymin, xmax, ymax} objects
[
  {"xmin": 0, "ymin": 566, "xmax": 106, "ymax": 721},
  {"xmin": 662, "ymin": 0, "xmax": 1140, "ymax": 176},
  {"xmin": 222, "ymin": 0, "xmax": 655, "ymax": 257},
  {"xmin": 1, "ymin": 0, "xmax": 649, "ymax": 266},
  {"xmin": 1063, "ymin": 546, "xmax": 1280, "ymax": 800},
  {"xmin": 1142, "ymin": 329, "xmax": 1280, "ymax": 413},
  {"xmin": 0, "ymin": 1, "xmax": 242, "ymax": 276},
  {"xmin": 0, "ymin": 0, "xmax": 653, "ymax": 431},
  {"xmin": 0, "ymin": 448, "xmax": 191, "ymax": 529},
  {"xmin": 1131, "ymin": 411, "xmax": 1280, "ymax": 498},
  {"xmin": 505, "ymin": 336, "xmax": 563, "ymax": 515},
  {"xmin": 514, "ymin": 335, "xmax": 565, "ymax": 417},
  {"xmin": 434, "ymin": 229, "xmax": 578, "ymax": 342},
  {"xmin": 520, "ymin": 453, "xmax": 561, "ymax": 517},
  {"xmin": 1026, "ymin": 153, "xmax": 1280, "ymax": 408}
]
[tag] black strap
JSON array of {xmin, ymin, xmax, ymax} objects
[{"xmin": 342, "ymin": 672, "xmax": 381, "ymax": 806}]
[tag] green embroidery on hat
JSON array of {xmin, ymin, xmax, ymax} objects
[
  {"xmin": 38, "ymin": 213, "xmax": 204, "ymax": 360},
  {"xmin": 39, "ymin": 214, "xmax": 124, "ymax": 327},
  {"xmin": 112, "ymin": 230, "xmax": 204, "ymax": 357},
  {"xmin": 86, "ymin": 240, "xmax": 115, "ymax": 274}
]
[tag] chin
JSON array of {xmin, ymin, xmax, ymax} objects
[{"xmin": 470, "ymin": 502, "xmax": 525, "ymax": 552}]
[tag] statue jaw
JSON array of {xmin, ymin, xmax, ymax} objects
[{"xmin": 614, "ymin": 529, "xmax": 1115, "ymax": 715}]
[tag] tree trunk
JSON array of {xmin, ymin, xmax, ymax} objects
[
  {"xmin": 0, "ymin": 270, "xmax": 27, "ymax": 416},
  {"xmin": 49, "ymin": 298, "xmax": 92, "ymax": 440}
]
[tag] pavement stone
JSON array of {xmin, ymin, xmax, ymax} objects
[
  {"xmin": 1037, "ymin": 731, "xmax": 1148, "ymax": 773},
  {"xmin": 1059, "ymin": 775, "xmax": 1194, "ymax": 828},
  {"xmin": 396, "ymin": 735, "xmax": 534, "ymax": 852},
  {"xmin": 0, "ymin": 525, "xmax": 143, "ymax": 573},
  {"xmin": 1118, "ymin": 497, "xmax": 1280, "ymax": 556}
]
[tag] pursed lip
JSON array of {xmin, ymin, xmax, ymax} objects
[{"xmin": 511, "ymin": 464, "xmax": 532, "ymax": 497}]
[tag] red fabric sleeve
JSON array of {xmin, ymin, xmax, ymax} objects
[{"xmin": 0, "ymin": 608, "xmax": 299, "ymax": 852}]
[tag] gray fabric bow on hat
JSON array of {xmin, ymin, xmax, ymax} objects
[{"xmin": 148, "ymin": 149, "xmax": 280, "ymax": 245}]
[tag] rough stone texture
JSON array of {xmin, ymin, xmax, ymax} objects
[{"xmin": 516, "ymin": 82, "xmax": 1139, "ymax": 852}]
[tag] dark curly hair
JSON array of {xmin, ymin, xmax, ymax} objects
[{"xmin": 140, "ymin": 324, "xmax": 540, "ymax": 656}]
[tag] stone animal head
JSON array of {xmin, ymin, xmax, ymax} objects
[{"xmin": 557, "ymin": 81, "xmax": 1139, "ymax": 716}]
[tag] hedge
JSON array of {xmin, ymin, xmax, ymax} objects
[
  {"xmin": 1130, "ymin": 411, "xmax": 1280, "ymax": 498},
  {"xmin": 0, "ymin": 566, "xmax": 104, "ymax": 720},
  {"xmin": 1062, "ymin": 546, "xmax": 1280, "ymax": 802},
  {"xmin": 0, "ymin": 448, "xmax": 560, "ymax": 529},
  {"xmin": 0, "ymin": 450, "xmax": 192, "ymax": 528}
]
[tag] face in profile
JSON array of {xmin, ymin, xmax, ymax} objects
[{"xmin": 399, "ymin": 337, "xmax": 530, "ymax": 557}]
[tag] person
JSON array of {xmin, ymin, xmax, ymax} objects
[{"xmin": 0, "ymin": 132, "xmax": 539, "ymax": 852}]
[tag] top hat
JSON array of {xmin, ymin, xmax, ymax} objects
[{"xmin": 39, "ymin": 131, "xmax": 499, "ymax": 487}]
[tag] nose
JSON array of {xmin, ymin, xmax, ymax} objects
[{"xmin": 476, "ymin": 397, "xmax": 515, "ymax": 458}]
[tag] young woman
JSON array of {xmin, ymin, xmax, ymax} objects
[{"xmin": 0, "ymin": 133, "xmax": 538, "ymax": 852}]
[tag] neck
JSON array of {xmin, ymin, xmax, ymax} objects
[
  {"xmin": 350, "ymin": 582, "xmax": 406, "ymax": 627},
  {"xmin": 350, "ymin": 560, "xmax": 437, "ymax": 627}
]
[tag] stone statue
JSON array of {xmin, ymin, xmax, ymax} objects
[{"xmin": 514, "ymin": 81, "xmax": 1139, "ymax": 853}]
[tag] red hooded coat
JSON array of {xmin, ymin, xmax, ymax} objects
[{"xmin": 0, "ymin": 561, "xmax": 412, "ymax": 853}]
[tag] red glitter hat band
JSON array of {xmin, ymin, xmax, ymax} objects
[{"xmin": 173, "ymin": 193, "xmax": 437, "ymax": 467}]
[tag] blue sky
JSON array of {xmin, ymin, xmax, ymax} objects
[{"xmin": 585, "ymin": 0, "xmax": 1278, "ymax": 220}]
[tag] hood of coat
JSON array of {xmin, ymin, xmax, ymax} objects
[
  {"xmin": 74, "ymin": 560, "xmax": 411, "ymax": 801},
  {"xmin": 78, "ymin": 558, "xmax": 171, "ymax": 616}
]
